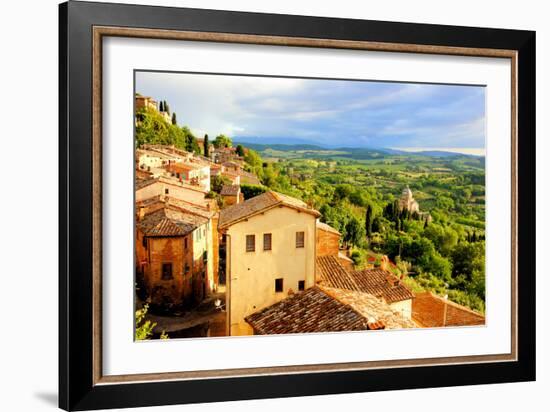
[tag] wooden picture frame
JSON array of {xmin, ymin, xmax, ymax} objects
[{"xmin": 59, "ymin": 1, "xmax": 535, "ymax": 410}]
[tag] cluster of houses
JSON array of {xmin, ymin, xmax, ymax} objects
[{"xmin": 135, "ymin": 143, "xmax": 485, "ymax": 337}]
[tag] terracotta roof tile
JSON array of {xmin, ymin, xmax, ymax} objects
[
  {"xmin": 218, "ymin": 191, "xmax": 320, "ymax": 229},
  {"xmin": 220, "ymin": 184, "xmax": 240, "ymax": 196},
  {"xmin": 322, "ymin": 287, "xmax": 416, "ymax": 329},
  {"xmin": 137, "ymin": 207, "xmax": 207, "ymax": 237},
  {"xmin": 349, "ymin": 269, "xmax": 415, "ymax": 303},
  {"xmin": 316, "ymin": 256, "xmax": 414, "ymax": 304},
  {"xmin": 245, "ymin": 287, "xmax": 369, "ymax": 334},
  {"xmin": 317, "ymin": 256, "xmax": 358, "ymax": 290}
]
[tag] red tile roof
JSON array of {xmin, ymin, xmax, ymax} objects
[
  {"xmin": 317, "ymin": 255, "xmax": 358, "ymax": 290},
  {"xmin": 218, "ymin": 191, "xmax": 320, "ymax": 229},
  {"xmin": 316, "ymin": 256, "xmax": 414, "ymax": 304},
  {"xmin": 322, "ymin": 286, "xmax": 416, "ymax": 329},
  {"xmin": 349, "ymin": 269, "xmax": 415, "ymax": 303},
  {"xmin": 137, "ymin": 207, "xmax": 207, "ymax": 237},
  {"xmin": 245, "ymin": 287, "xmax": 369, "ymax": 334}
]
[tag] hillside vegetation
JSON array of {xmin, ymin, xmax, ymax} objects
[{"xmin": 242, "ymin": 144, "xmax": 486, "ymax": 313}]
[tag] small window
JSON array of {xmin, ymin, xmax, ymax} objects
[
  {"xmin": 142, "ymin": 236, "xmax": 147, "ymax": 249},
  {"xmin": 246, "ymin": 235, "xmax": 255, "ymax": 252},
  {"xmin": 275, "ymin": 278, "xmax": 284, "ymax": 293},
  {"xmin": 164, "ymin": 188, "xmax": 169, "ymax": 194},
  {"xmin": 161, "ymin": 263, "xmax": 173, "ymax": 280},
  {"xmin": 263, "ymin": 233, "xmax": 272, "ymax": 251},
  {"xmin": 203, "ymin": 250, "xmax": 208, "ymax": 263},
  {"xmin": 296, "ymin": 231, "xmax": 305, "ymax": 248},
  {"xmin": 298, "ymin": 280, "xmax": 305, "ymax": 291},
  {"xmin": 184, "ymin": 237, "xmax": 188, "ymax": 249}
]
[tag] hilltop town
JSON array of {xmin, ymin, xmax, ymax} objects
[{"xmin": 134, "ymin": 94, "xmax": 485, "ymax": 339}]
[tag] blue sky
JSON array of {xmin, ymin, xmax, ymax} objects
[{"xmin": 136, "ymin": 71, "xmax": 485, "ymax": 151}]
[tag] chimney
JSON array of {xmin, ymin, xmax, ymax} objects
[{"xmin": 138, "ymin": 206, "xmax": 145, "ymax": 221}]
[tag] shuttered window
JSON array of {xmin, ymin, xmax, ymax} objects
[
  {"xmin": 161, "ymin": 263, "xmax": 173, "ymax": 280},
  {"xmin": 296, "ymin": 231, "xmax": 305, "ymax": 248},
  {"xmin": 263, "ymin": 233, "xmax": 272, "ymax": 251},
  {"xmin": 246, "ymin": 234, "xmax": 255, "ymax": 252}
]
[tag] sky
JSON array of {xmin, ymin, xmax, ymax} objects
[{"xmin": 136, "ymin": 71, "xmax": 486, "ymax": 152}]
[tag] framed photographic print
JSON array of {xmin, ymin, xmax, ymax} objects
[{"xmin": 59, "ymin": 1, "xmax": 536, "ymax": 410}]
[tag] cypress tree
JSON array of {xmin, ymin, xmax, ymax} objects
[
  {"xmin": 204, "ymin": 134, "xmax": 209, "ymax": 157},
  {"xmin": 159, "ymin": 101, "xmax": 164, "ymax": 112},
  {"xmin": 365, "ymin": 204, "xmax": 373, "ymax": 237},
  {"xmin": 424, "ymin": 217, "xmax": 429, "ymax": 229},
  {"xmin": 171, "ymin": 112, "xmax": 177, "ymax": 125}
]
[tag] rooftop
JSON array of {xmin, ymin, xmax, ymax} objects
[
  {"xmin": 245, "ymin": 287, "xmax": 369, "ymax": 335},
  {"xmin": 317, "ymin": 255, "xmax": 358, "ymax": 290},
  {"xmin": 220, "ymin": 184, "xmax": 241, "ymax": 196},
  {"xmin": 322, "ymin": 287, "xmax": 416, "ymax": 329},
  {"xmin": 167, "ymin": 162, "xmax": 206, "ymax": 172},
  {"xmin": 316, "ymin": 221, "xmax": 340, "ymax": 235},
  {"xmin": 317, "ymin": 256, "xmax": 414, "ymax": 304},
  {"xmin": 137, "ymin": 206, "xmax": 208, "ymax": 237},
  {"xmin": 350, "ymin": 269, "xmax": 415, "ymax": 303},
  {"xmin": 218, "ymin": 191, "xmax": 320, "ymax": 229},
  {"xmin": 135, "ymin": 176, "xmax": 209, "ymax": 194}
]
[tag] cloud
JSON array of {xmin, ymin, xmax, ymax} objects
[{"xmin": 136, "ymin": 71, "xmax": 485, "ymax": 149}]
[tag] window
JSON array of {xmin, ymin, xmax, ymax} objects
[
  {"xmin": 246, "ymin": 235, "xmax": 255, "ymax": 252},
  {"xmin": 263, "ymin": 233, "xmax": 272, "ymax": 251},
  {"xmin": 164, "ymin": 188, "xmax": 169, "ymax": 194},
  {"xmin": 275, "ymin": 278, "xmax": 284, "ymax": 293},
  {"xmin": 296, "ymin": 231, "xmax": 305, "ymax": 248},
  {"xmin": 203, "ymin": 250, "xmax": 208, "ymax": 263},
  {"xmin": 184, "ymin": 237, "xmax": 188, "ymax": 249},
  {"xmin": 298, "ymin": 280, "xmax": 305, "ymax": 291},
  {"xmin": 142, "ymin": 236, "xmax": 147, "ymax": 249},
  {"xmin": 161, "ymin": 263, "xmax": 173, "ymax": 280}
]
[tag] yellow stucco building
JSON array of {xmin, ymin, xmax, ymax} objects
[{"xmin": 218, "ymin": 191, "xmax": 320, "ymax": 336}]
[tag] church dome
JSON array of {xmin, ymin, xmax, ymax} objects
[{"xmin": 401, "ymin": 186, "xmax": 413, "ymax": 199}]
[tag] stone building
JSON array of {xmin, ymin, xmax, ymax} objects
[
  {"xmin": 220, "ymin": 184, "xmax": 243, "ymax": 206},
  {"xmin": 136, "ymin": 177, "xmax": 209, "ymax": 208},
  {"xmin": 135, "ymin": 200, "xmax": 214, "ymax": 308},
  {"xmin": 135, "ymin": 95, "xmax": 158, "ymax": 111},
  {"xmin": 218, "ymin": 191, "xmax": 320, "ymax": 335},
  {"xmin": 398, "ymin": 186, "xmax": 420, "ymax": 213},
  {"xmin": 166, "ymin": 161, "xmax": 211, "ymax": 193}
]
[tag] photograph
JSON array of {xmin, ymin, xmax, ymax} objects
[{"xmin": 134, "ymin": 71, "xmax": 487, "ymax": 339}]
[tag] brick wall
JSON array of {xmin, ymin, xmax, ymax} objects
[
  {"xmin": 412, "ymin": 292, "xmax": 485, "ymax": 327},
  {"xmin": 316, "ymin": 228, "xmax": 340, "ymax": 257}
]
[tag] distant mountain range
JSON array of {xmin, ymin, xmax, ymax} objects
[{"xmin": 234, "ymin": 138, "xmax": 483, "ymax": 158}]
